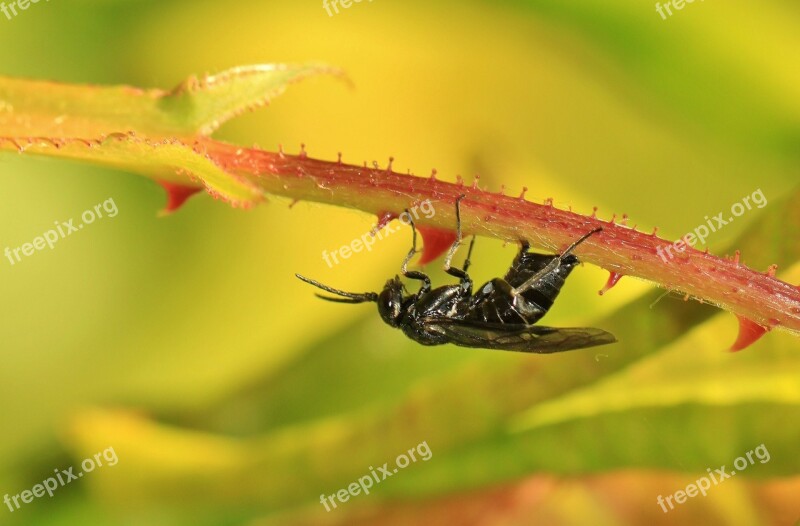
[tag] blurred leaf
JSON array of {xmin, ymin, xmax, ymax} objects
[{"xmin": 61, "ymin": 188, "xmax": 800, "ymax": 520}]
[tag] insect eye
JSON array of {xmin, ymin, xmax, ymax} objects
[{"xmin": 377, "ymin": 288, "xmax": 402, "ymax": 327}]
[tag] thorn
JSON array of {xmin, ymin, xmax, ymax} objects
[
  {"xmin": 544, "ymin": 197, "xmax": 553, "ymax": 207},
  {"xmin": 288, "ymin": 199, "xmax": 299, "ymax": 209},
  {"xmin": 518, "ymin": 187, "xmax": 528, "ymax": 200},
  {"xmin": 157, "ymin": 180, "xmax": 203, "ymax": 216},
  {"xmin": 598, "ymin": 272, "xmax": 624, "ymax": 296},
  {"xmin": 766, "ymin": 264, "xmax": 778, "ymax": 277},
  {"xmin": 733, "ymin": 250, "xmax": 741, "ymax": 265},
  {"xmin": 337, "ymin": 152, "xmax": 342, "ymax": 164},
  {"xmin": 278, "ymin": 144, "xmax": 284, "ymax": 157},
  {"xmin": 373, "ymin": 211, "xmax": 397, "ymax": 235},
  {"xmin": 430, "ymin": 169, "xmax": 437, "ymax": 180},
  {"xmin": 456, "ymin": 175, "xmax": 464, "ymax": 186},
  {"xmin": 417, "ymin": 226, "xmax": 458, "ymax": 265},
  {"xmin": 609, "ymin": 213, "xmax": 616, "ymax": 224},
  {"xmin": 498, "ymin": 184, "xmax": 506, "ymax": 196},
  {"xmin": 591, "ymin": 206, "xmax": 598, "ymax": 219},
  {"xmin": 472, "ymin": 174, "xmax": 480, "ymax": 189},
  {"xmin": 730, "ymin": 315, "xmax": 771, "ymax": 352},
  {"xmin": 621, "ymin": 214, "xmax": 629, "ymax": 226},
  {"xmin": 651, "ymin": 227, "xmax": 659, "ymax": 237},
  {"xmin": 299, "ymin": 143, "xmax": 307, "ymax": 158},
  {"xmin": 387, "ymin": 156, "xmax": 394, "ymax": 172},
  {"xmin": 372, "ymin": 160, "xmax": 379, "ymax": 170}
]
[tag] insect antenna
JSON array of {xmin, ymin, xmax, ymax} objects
[
  {"xmin": 561, "ymin": 227, "xmax": 603, "ymax": 257},
  {"xmin": 295, "ymin": 274, "xmax": 378, "ymax": 303}
]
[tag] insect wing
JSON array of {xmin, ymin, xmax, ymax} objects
[{"xmin": 424, "ymin": 318, "xmax": 616, "ymax": 354}]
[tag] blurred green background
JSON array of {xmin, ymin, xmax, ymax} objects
[{"xmin": 0, "ymin": 0, "xmax": 798, "ymax": 525}]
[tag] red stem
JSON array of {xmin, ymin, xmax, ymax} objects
[{"xmin": 202, "ymin": 138, "xmax": 800, "ymax": 336}]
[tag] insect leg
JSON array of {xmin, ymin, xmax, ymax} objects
[
  {"xmin": 513, "ymin": 227, "xmax": 602, "ymax": 295},
  {"xmin": 401, "ymin": 210, "xmax": 432, "ymax": 292},
  {"xmin": 444, "ymin": 195, "xmax": 472, "ymax": 285},
  {"xmin": 462, "ymin": 235, "xmax": 476, "ymax": 273}
]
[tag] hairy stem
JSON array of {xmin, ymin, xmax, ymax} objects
[{"xmin": 202, "ymin": 138, "xmax": 800, "ymax": 335}]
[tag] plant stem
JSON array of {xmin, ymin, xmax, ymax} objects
[{"xmin": 202, "ymin": 138, "xmax": 800, "ymax": 336}]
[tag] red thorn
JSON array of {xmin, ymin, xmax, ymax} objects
[
  {"xmin": 598, "ymin": 272, "xmax": 624, "ymax": 296},
  {"xmin": 609, "ymin": 213, "xmax": 617, "ymax": 224},
  {"xmin": 373, "ymin": 211, "xmax": 398, "ymax": 234},
  {"xmin": 157, "ymin": 180, "xmax": 203, "ymax": 215},
  {"xmin": 591, "ymin": 206, "xmax": 598, "ymax": 219},
  {"xmin": 417, "ymin": 225, "xmax": 458, "ymax": 265},
  {"xmin": 621, "ymin": 214, "xmax": 629, "ymax": 226},
  {"xmin": 518, "ymin": 187, "xmax": 528, "ymax": 200},
  {"xmin": 733, "ymin": 250, "xmax": 741, "ymax": 265},
  {"xmin": 730, "ymin": 315, "xmax": 771, "ymax": 352}
]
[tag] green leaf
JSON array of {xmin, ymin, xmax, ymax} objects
[
  {"xmin": 0, "ymin": 63, "xmax": 342, "ymax": 138},
  {"xmin": 60, "ymin": 189, "xmax": 800, "ymax": 518}
]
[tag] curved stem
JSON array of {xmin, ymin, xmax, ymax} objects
[{"xmin": 202, "ymin": 138, "xmax": 800, "ymax": 335}]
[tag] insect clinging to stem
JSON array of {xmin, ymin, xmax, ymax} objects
[{"xmin": 296, "ymin": 195, "xmax": 617, "ymax": 354}]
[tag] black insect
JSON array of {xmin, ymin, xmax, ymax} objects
[{"xmin": 296, "ymin": 196, "xmax": 616, "ymax": 354}]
